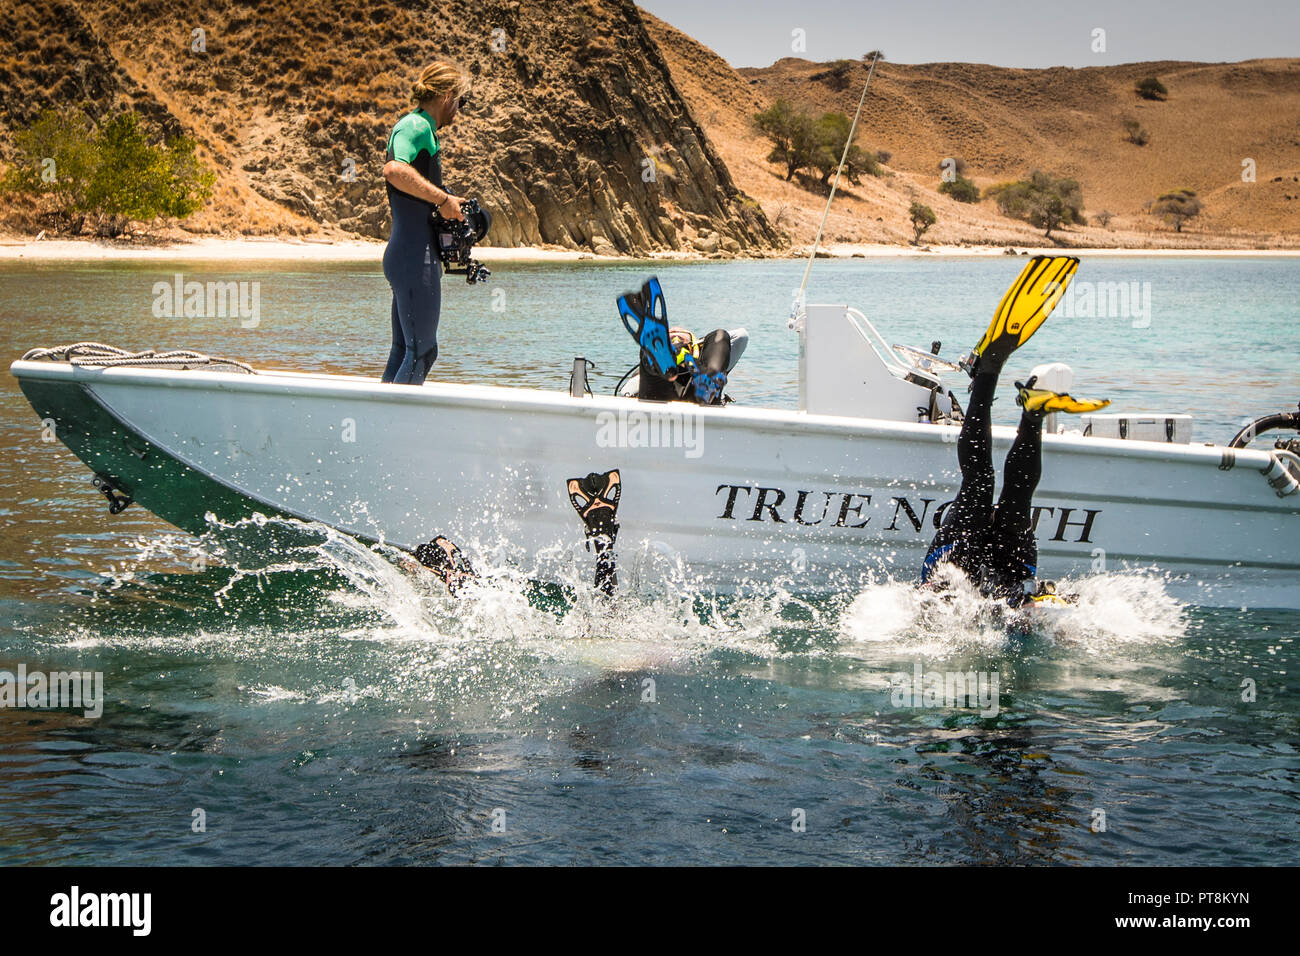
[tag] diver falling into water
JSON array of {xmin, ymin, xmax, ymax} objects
[
  {"xmin": 568, "ymin": 470, "xmax": 621, "ymax": 597},
  {"xmin": 403, "ymin": 535, "xmax": 477, "ymax": 595},
  {"xmin": 401, "ymin": 471, "xmax": 622, "ymax": 598},
  {"xmin": 921, "ymin": 256, "xmax": 1110, "ymax": 608}
]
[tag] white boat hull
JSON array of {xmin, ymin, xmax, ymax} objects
[{"xmin": 13, "ymin": 359, "xmax": 1300, "ymax": 608}]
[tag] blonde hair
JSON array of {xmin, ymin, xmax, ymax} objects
[{"xmin": 411, "ymin": 61, "xmax": 470, "ymax": 107}]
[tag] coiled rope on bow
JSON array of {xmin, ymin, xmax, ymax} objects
[{"xmin": 21, "ymin": 342, "xmax": 254, "ymax": 374}]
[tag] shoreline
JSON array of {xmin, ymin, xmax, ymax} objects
[{"xmin": 1, "ymin": 236, "xmax": 1298, "ymax": 262}]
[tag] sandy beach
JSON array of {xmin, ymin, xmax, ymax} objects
[
  {"xmin": 2, "ymin": 235, "xmax": 1298, "ymax": 262},
  {"xmin": 0, "ymin": 236, "xmax": 631, "ymax": 262}
]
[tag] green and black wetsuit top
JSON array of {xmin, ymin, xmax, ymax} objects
[{"xmin": 385, "ymin": 107, "xmax": 442, "ymax": 222}]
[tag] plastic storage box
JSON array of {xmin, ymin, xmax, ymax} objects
[{"xmin": 1081, "ymin": 413, "xmax": 1192, "ymax": 443}]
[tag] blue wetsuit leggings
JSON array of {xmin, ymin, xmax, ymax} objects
[{"xmin": 382, "ymin": 242, "xmax": 441, "ymax": 385}]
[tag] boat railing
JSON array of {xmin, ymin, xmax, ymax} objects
[{"xmin": 843, "ymin": 307, "xmax": 915, "ymax": 381}]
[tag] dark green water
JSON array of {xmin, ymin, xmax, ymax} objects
[{"xmin": 0, "ymin": 257, "xmax": 1296, "ymax": 864}]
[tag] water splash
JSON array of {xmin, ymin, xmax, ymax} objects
[
  {"xmin": 72, "ymin": 514, "xmax": 1192, "ymax": 720},
  {"xmin": 839, "ymin": 564, "xmax": 1187, "ymax": 656}
]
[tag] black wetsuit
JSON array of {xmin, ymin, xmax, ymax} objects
[
  {"xmin": 921, "ymin": 370, "xmax": 1042, "ymax": 604},
  {"xmin": 382, "ymin": 108, "xmax": 443, "ymax": 385}
]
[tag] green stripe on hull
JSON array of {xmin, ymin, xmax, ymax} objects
[{"xmin": 18, "ymin": 378, "xmax": 286, "ymax": 535}]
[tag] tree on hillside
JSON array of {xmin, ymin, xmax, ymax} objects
[
  {"xmin": 2, "ymin": 108, "xmax": 214, "ymax": 237},
  {"xmin": 989, "ymin": 171, "xmax": 1085, "ymax": 238},
  {"xmin": 1151, "ymin": 188, "xmax": 1203, "ymax": 232},
  {"xmin": 810, "ymin": 112, "xmax": 881, "ymax": 186},
  {"xmin": 1135, "ymin": 76, "xmax": 1168, "ymax": 101},
  {"xmin": 757, "ymin": 103, "xmax": 883, "ymax": 187},
  {"xmin": 0, "ymin": 109, "xmax": 97, "ymax": 233},
  {"xmin": 1095, "ymin": 210, "xmax": 1114, "ymax": 228},
  {"xmin": 909, "ymin": 201, "xmax": 936, "ymax": 245},
  {"xmin": 85, "ymin": 113, "xmax": 214, "ymax": 237},
  {"xmin": 755, "ymin": 100, "xmax": 818, "ymax": 181}
]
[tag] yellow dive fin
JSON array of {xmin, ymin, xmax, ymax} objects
[
  {"xmin": 972, "ymin": 255, "xmax": 1079, "ymax": 371},
  {"xmin": 1016, "ymin": 383, "xmax": 1111, "ymax": 416}
]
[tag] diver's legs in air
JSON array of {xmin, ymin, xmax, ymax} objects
[
  {"xmin": 567, "ymin": 471, "xmax": 622, "ymax": 597},
  {"xmin": 994, "ymin": 409, "xmax": 1043, "ymax": 532},
  {"xmin": 980, "ymin": 378, "xmax": 1112, "ymax": 591},
  {"xmin": 592, "ymin": 539, "xmax": 617, "ymax": 597},
  {"xmin": 922, "ymin": 370, "xmax": 1002, "ymax": 581},
  {"xmin": 984, "ymin": 409, "xmax": 1044, "ymax": 588},
  {"xmin": 922, "ymin": 256, "xmax": 1083, "ymax": 590}
]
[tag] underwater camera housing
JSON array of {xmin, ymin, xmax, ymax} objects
[{"xmin": 431, "ymin": 198, "xmax": 492, "ymax": 284}]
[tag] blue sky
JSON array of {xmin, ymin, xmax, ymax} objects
[{"xmin": 637, "ymin": 0, "xmax": 1299, "ymax": 68}]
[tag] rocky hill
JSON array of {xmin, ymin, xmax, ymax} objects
[
  {"xmin": 0, "ymin": 0, "xmax": 776, "ymax": 254},
  {"xmin": 643, "ymin": 10, "xmax": 1300, "ymax": 249},
  {"xmin": 4, "ymin": 1, "xmax": 1296, "ymax": 252}
]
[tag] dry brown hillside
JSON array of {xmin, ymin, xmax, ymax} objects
[
  {"xmin": 4, "ymin": 1, "xmax": 1296, "ymax": 252},
  {"xmin": 0, "ymin": 0, "xmax": 775, "ymax": 254},
  {"xmin": 643, "ymin": 10, "xmax": 1300, "ymax": 249}
]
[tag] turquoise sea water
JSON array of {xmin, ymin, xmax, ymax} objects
[{"xmin": 0, "ymin": 256, "xmax": 1296, "ymax": 864}]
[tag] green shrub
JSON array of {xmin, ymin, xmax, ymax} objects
[
  {"xmin": 1135, "ymin": 76, "xmax": 1168, "ymax": 101},
  {"xmin": 2, "ymin": 107, "xmax": 214, "ymax": 237},
  {"xmin": 938, "ymin": 175, "xmax": 980, "ymax": 203},
  {"xmin": 1123, "ymin": 119, "xmax": 1149, "ymax": 146},
  {"xmin": 991, "ymin": 170, "xmax": 1085, "ymax": 238}
]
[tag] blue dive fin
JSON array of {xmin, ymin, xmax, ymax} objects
[{"xmin": 617, "ymin": 276, "xmax": 687, "ymax": 378}]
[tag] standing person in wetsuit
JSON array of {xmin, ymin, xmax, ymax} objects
[
  {"xmin": 381, "ymin": 62, "xmax": 471, "ymax": 385},
  {"xmin": 921, "ymin": 256, "xmax": 1110, "ymax": 606}
]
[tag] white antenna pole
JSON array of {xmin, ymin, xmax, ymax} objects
[{"xmin": 797, "ymin": 52, "xmax": 880, "ymax": 299}]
